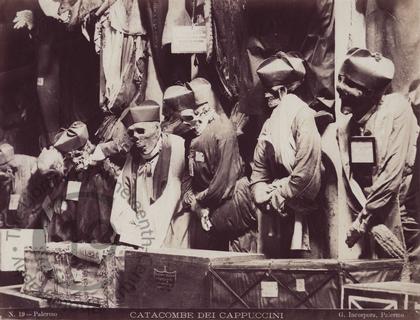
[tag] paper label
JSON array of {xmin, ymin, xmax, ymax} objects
[
  {"xmin": 172, "ymin": 26, "xmax": 207, "ymax": 54},
  {"xmin": 66, "ymin": 181, "xmax": 81, "ymax": 201},
  {"xmin": 350, "ymin": 138, "xmax": 375, "ymax": 164},
  {"xmin": 42, "ymin": 195, "xmax": 54, "ymax": 221},
  {"xmin": 8, "ymin": 194, "xmax": 20, "ymax": 211},
  {"xmin": 296, "ymin": 278, "xmax": 306, "ymax": 292},
  {"xmin": 261, "ymin": 281, "xmax": 278, "ymax": 298},
  {"xmin": 72, "ymin": 268, "xmax": 84, "ymax": 283},
  {"xmin": 37, "ymin": 77, "xmax": 44, "ymax": 86},
  {"xmin": 195, "ymin": 151, "xmax": 205, "ymax": 162}
]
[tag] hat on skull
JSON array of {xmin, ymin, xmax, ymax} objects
[
  {"xmin": 120, "ymin": 100, "xmax": 161, "ymax": 128},
  {"xmin": 53, "ymin": 121, "xmax": 89, "ymax": 153},
  {"xmin": 339, "ymin": 47, "xmax": 394, "ymax": 92},
  {"xmin": 257, "ymin": 51, "xmax": 306, "ymax": 91},
  {"xmin": 163, "ymin": 85, "xmax": 195, "ymax": 114},
  {"xmin": 186, "ymin": 78, "xmax": 213, "ymax": 109}
]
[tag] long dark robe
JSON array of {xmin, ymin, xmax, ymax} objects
[
  {"xmin": 31, "ymin": 4, "xmax": 100, "ymax": 138},
  {"xmin": 138, "ymin": 0, "xmax": 191, "ymax": 90},
  {"xmin": 189, "ymin": 115, "xmax": 256, "ymax": 250}
]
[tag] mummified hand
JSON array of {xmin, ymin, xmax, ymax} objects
[
  {"xmin": 346, "ymin": 212, "xmax": 370, "ymax": 248},
  {"xmin": 13, "ymin": 10, "xmax": 34, "ymax": 30},
  {"xmin": 269, "ymin": 190, "xmax": 288, "ymax": 218},
  {"xmin": 185, "ymin": 192, "xmax": 212, "ymax": 231},
  {"xmin": 199, "ymin": 208, "xmax": 212, "ymax": 232}
]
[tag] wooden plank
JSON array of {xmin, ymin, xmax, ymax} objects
[
  {"xmin": 344, "ymin": 281, "xmax": 420, "ymax": 296},
  {"xmin": 0, "ymin": 285, "xmax": 49, "ymax": 308}
]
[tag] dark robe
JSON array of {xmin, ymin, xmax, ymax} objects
[
  {"xmin": 250, "ymin": 99, "xmax": 326, "ymax": 258},
  {"xmin": 138, "ymin": 0, "xmax": 191, "ymax": 90},
  {"xmin": 337, "ymin": 94, "xmax": 418, "ymax": 258},
  {"xmin": 189, "ymin": 114, "xmax": 256, "ymax": 250}
]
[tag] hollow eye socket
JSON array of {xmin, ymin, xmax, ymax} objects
[
  {"xmin": 181, "ymin": 114, "xmax": 195, "ymax": 122},
  {"xmin": 128, "ymin": 128, "xmax": 146, "ymax": 137}
]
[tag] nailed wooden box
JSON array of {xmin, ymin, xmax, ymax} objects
[
  {"xmin": 342, "ymin": 281, "xmax": 420, "ymax": 309},
  {"xmin": 22, "ymin": 243, "xmax": 137, "ymax": 307},
  {"xmin": 208, "ymin": 259, "xmax": 404, "ymax": 309},
  {"xmin": 124, "ymin": 248, "xmax": 263, "ymax": 308}
]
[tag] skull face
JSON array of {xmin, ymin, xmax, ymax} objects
[
  {"xmin": 337, "ymin": 75, "xmax": 375, "ymax": 116},
  {"xmin": 265, "ymin": 86, "xmax": 288, "ymax": 109},
  {"xmin": 180, "ymin": 104, "xmax": 214, "ymax": 136},
  {"xmin": 127, "ymin": 122, "xmax": 161, "ymax": 156}
]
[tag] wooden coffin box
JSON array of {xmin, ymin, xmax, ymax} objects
[
  {"xmin": 343, "ymin": 281, "xmax": 420, "ymax": 309},
  {"xmin": 22, "ymin": 243, "xmax": 137, "ymax": 307},
  {"xmin": 124, "ymin": 248, "xmax": 263, "ymax": 308},
  {"xmin": 208, "ymin": 259, "xmax": 404, "ymax": 309},
  {"xmin": 0, "ymin": 284, "xmax": 100, "ymax": 308}
]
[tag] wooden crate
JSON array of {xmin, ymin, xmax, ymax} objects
[
  {"xmin": 0, "ymin": 284, "xmax": 100, "ymax": 308},
  {"xmin": 124, "ymin": 248, "xmax": 263, "ymax": 308},
  {"xmin": 22, "ymin": 243, "xmax": 137, "ymax": 307},
  {"xmin": 343, "ymin": 281, "xmax": 420, "ymax": 309},
  {"xmin": 208, "ymin": 259, "xmax": 404, "ymax": 309}
]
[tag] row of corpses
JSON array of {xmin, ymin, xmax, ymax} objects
[{"xmin": 0, "ymin": 50, "xmax": 419, "ymax": 260}]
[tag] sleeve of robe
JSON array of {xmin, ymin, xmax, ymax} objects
[
  {"xmin": 275, "ymin": 108, "xmax": 322, "ymax": 201},
  {"xmin": 250, "ymin": 121, "xmax": 273, "ymax": 204},
  {"xmin": 195, "ymin": 133, "xmax": 242, "ymax": 208},
  {"xmin": 363, "ymin": 105, "xmax": 416, "ymax": 217}
]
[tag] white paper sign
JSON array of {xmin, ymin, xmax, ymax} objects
[
  {"xmin": 66, "ymin": 181, "xmax": 82, "ymax": 201},
  {"xmin": 195, "ymin": 151, "xmax": 205, "ymax": 162},
  {"xmin": 350, "ymin": 140, "xmax": 375, "ymax": 164},
  {"xmin": 37, "ymin": 77, "xmax": 44, "ymax": 86},
  {"xmin": 8, "ymin": 194, "xmax": 20, "ymax": 211},
  {"xmin": 72, "ymin": 268, "xmax": 84, "ymax": 283},
  {"xmin": 261, "ymin": 281, "xmax": 278, "ymax": 298},
  {"xmin": 171, "ymin": 26, "xmax": 207, "ymax": 54},
  {"xmin": 296, "ymin": 278, "xmax": 306, "ymax": 292}
]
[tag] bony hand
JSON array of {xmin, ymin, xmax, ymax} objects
[
  {"xmin": 53, "ymin": 199, "xmax": 67, "ymax": 215},
  {"xmin": 13, "ymin": 10, "xmax": 34, "ymax": 30},
  {"xmin": 345, "ymin": 214, "xmax": 369, "ymax": 248},
  {"xmin": 254, "ymin": 183, "xmax": 274, "ymax": 205},
  {"xmin": 270, "ymin": 192, "xmax": 287, "ymax": 217},
  {"xmin": 199, "ymin": 208, "xmax": 212, "ymax": 231},
  {"xmin": 189, "ymin": 193, "xmax": 200, "ymax": 213},
  {"xmin": 183, "ymin": 190, "xmax": 194, "ymax": 207}
]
